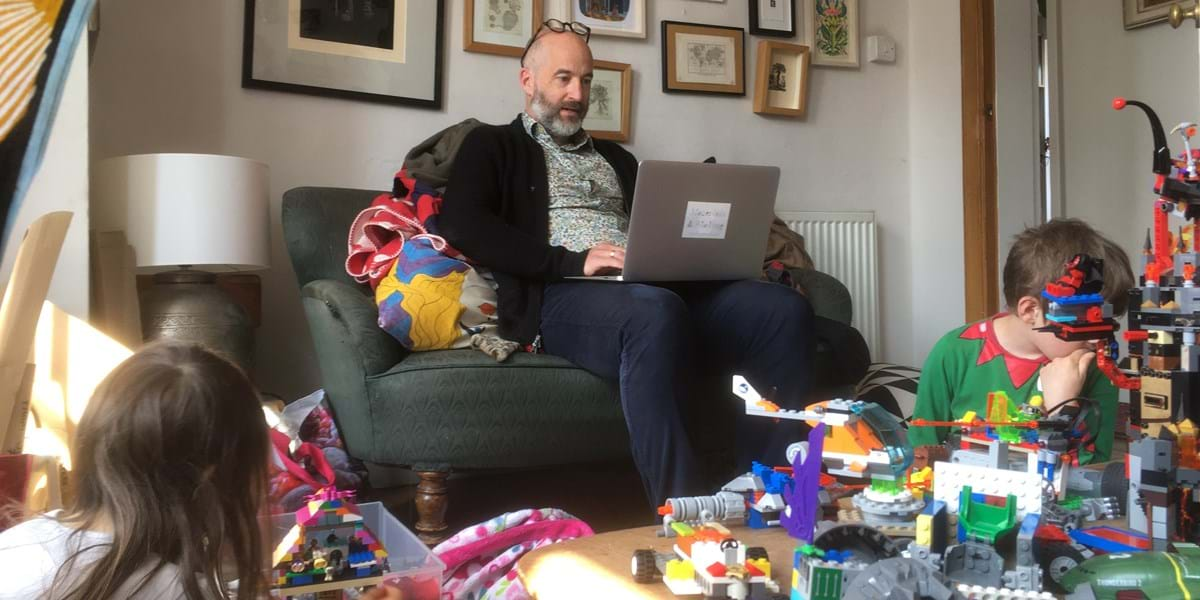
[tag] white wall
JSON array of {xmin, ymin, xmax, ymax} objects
[
  {"xmin": 0, "ymin": 37, "xmax": 89, "ymax": 319},
  {"xmin": 90, "ymin": 0, "xmax": 964, "ymax": 398},
  {"xmin": 907, "ymin": 0, "xmax": 965, "ymax": 363},
  {"xmin": 993, "ymin": 0, "xmax": 1042, "ymax": 281},
  {"xmin": 1057, "ymin": 0, "xmax": 1199, "ymax": 262}
]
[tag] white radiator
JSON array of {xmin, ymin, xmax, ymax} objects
[{"xmin": 777, "ymin": 211, "xmax": 880, "ymax": 359}]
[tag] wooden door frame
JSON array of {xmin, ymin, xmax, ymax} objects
[{"xmin": 961, "ymin": 0, "xmax": 1000, "ymax": 322}]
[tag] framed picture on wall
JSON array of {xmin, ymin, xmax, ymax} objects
[
  {"xmin": 750, "ymin": 0, "xmax": 796, "ymax": 38},
  {"xmin": 661, "ymin": 21, "xmax": 745, "ymax": 96},
  {"xmin": 586, "ymin": 60, "xmax": 633, "ymax": 142},
  {"xmin": 1123, "ymin": 0, "xmax": 1175, "ymax": 29},
  {"xmin": 242, "ymin": 0, "xmax": 444, "ymax": 108},
  {"xmin": 464, "ymin": 0, "xmax": 543, "ymax": 56},
  {"xmin": 805, "ymin": 0, "xmax": 858, "ymax": 68},
  {"xmin": 752, "ymin": 41, "xmax": 810, "ymax": 117},
  {"xmin": 557, "ymin": 0, "xmax": 646, "ymax": 38}
]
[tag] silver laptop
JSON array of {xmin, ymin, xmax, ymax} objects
[{"xmin": 569, "ymin": 160, "xmax": 779, "ymax": 282}]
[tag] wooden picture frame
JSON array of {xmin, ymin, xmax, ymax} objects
[
  {"xmin": 559, "ymin": 0, "xmax": 647, "ymax": 39},
  {"xmin": 242, "ymin": 0, "xmax": 444, "ymax": 108},
  {"xmin": 750, "ymin": 0, "xmax": 797, "ymax": 38},
  {"xmin": 586, "ymin": 60, "xmax": 633, "ymax": 142},
  {"xmin": 805, "ymin": 0, "xmax": 858, "ymax": 68},
  {"xmin": 752, "ymin": 41, "xmax": 809, "ymax": 117},
  {"xmin": 661, "ymin": 21, "xmax": 745, "ymax": 96},
  {"xmin": 1123, "ymin": 0, "xmax": 1175, "ymax": 29},
  {"xmin": 464, "ymin": 0, "xmax": 544, "ymax": 57}
]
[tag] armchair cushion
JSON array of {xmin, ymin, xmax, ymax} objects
[{"xmin": 364, "ymin": 350, "xmax": 629, "ymax": 470}]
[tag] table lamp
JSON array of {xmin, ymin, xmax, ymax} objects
[{"xmin": 92, "ymin": 154, "xmax": 269, "ymax": 372}]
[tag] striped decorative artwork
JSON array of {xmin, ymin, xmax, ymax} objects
[{"xmin": 0, "ymin": 0, "xmax": 93, "ymax": 246}]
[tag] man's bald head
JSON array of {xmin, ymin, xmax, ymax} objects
[
  {"xmin": 519, "ymin": 29, "xmax": 594, "ymax": 142},
  {"xmin": 522, "ymin": 28, "xmax": 592, "ymax": 72}
]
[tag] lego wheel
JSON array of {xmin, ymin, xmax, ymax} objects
[
  {"xmin": 1035, "ymin": 540, "xmax": 1088, "ymax": 594},
  {"xmin": 631, "ymin": 549, "xmax": 661, "ymax": 584},
  {"xmin": 746, "ymin": 546, "xmax": 769, "ymax": 562}
]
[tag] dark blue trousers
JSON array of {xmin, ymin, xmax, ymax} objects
[{"xmin": 540, "ymin": 279, "xmax": 815, "ymax": 506}]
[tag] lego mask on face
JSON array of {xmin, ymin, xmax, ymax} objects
[{"xmin": 1030, "ymin": 311, "xmax": 1096, "ymax": 360}]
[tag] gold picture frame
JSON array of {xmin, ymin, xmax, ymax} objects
[
  {"xmin": 464, "ymin": 0, "xmax": 544, "ymax": 57},
  {"xmin": 1123, "ymin": 0, "xmax": 1176, "ymax": 29},
  {"xmin": 752, "ymin": 41, "xmax": 810, "ymax": 118},
  {"xmin": 661, "ymin": 21, "xmax": 745, "ymax": 96},
  {"xmin": 586, "ymin": 60, "xmax": 633, "ymax": 142}
]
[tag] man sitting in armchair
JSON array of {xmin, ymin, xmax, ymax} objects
[{"xmin": 438, "ymin": 19, "xmax": 816, "ymax": 506}]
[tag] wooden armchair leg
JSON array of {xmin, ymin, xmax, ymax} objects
[{"xmin": 414, "ymin": 470, "xmax": 449, "ymax": 546}]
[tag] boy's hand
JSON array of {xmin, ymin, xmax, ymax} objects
[{"xmin": 1040, "ymin": 348, "xmax": 1095, "ymax": 412}]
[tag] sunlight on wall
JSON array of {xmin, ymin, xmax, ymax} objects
[{"xmin": 22, "ymin": 301, "xmax": 131, "ymax": 471}]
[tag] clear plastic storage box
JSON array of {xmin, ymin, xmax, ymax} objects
[{"xmin": 269, "ymin": 501, "xmax": 444, "ymax": 599}]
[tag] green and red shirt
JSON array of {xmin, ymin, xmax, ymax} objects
[{"xmin": 907, "ymin": 315, "xmax": 1116, "ymax": 464}]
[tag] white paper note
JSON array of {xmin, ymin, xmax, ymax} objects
[{"xmin": 681, "ymin": 201, "xmax": 731, "ymax": 239}]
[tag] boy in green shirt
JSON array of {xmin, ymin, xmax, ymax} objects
[{"xmin": 908, "ymin": 219, "xmax": 1135, "ymax": 463}]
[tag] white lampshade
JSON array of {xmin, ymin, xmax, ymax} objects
[{"xmin": 93, "ymin": 153, "xmax": 270, "ymax": 271}]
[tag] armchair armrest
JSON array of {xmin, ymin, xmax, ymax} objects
[
  {"xmin": 300, "ymin": 279, "xmax": 406, "ymax": 461},
  {"xmin": 302, "ymin": 279, "xmax": 406, "ymax": 376},
  {"xmin": 790, "ymin": 268, "xmax": 853, "ymax": 326}
]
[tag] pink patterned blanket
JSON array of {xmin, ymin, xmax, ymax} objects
[{"xmin": 432, "ymin": 508, "xmax": 593, "ymax": 600}]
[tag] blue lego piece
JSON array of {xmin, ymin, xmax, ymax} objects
[
  {"xmin": 824, "ymin": 549, "xmax": 852, "ymax": 563},
  {"xmin": 747, "ymin": 510, "xmax": 769, "ymax": 529},
  {"xmin": 923, "ymin": 500, "xmax": 947, "ymax": 516},
  {"xmin": 1041, "ymin": 290, "xmax": 1105, "ymax": 305},
  {"xmin": 289, "ymin": 574, "xmax": 314, "ymax": 586},
  {"xmin": 1070, "ymin": 526, "xmax": 1150, "ymax": 553},
  {"xmin": 1046, "ymin": 313, "xmax": 1078, "ymax": 323},
  {"xmin": 1019, "ymin": 513, "xmax": 1040, "ymax": 536}
]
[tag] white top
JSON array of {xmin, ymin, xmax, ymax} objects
[{"xmin": 0, "ymin": 512, "xmax": 187, "ymax": 599}]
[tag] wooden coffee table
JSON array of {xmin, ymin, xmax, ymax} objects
[{"xmin": 516, "ymin": 524, "xmax": 799, "ymax": 599}]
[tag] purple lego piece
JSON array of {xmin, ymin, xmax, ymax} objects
[{"xmin": 782, "ymin": 423, "xmax": 825, "ymax": 542}]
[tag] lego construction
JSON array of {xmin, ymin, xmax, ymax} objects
[{"xmin": 628, "ymin": 103, "xmax": 1200, "ymax": 598}]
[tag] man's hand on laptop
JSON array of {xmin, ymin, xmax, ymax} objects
[{"xmin": 584, "ymin": 242, "xmax": 625, "ymax": 275}]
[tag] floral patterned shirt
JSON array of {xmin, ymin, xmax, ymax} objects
[{"xmin": 520, "ymin": 113, "xmax": 628, "ymax": 252}]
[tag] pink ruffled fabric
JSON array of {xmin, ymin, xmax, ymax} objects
[{"xmin": 432, "ymin": 508, "xmax": 593, "ymax": 600}]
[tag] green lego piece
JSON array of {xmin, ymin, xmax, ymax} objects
[
  {"xmin": 957, "ymin": 485, "xmax": 1018, "ymax": 545},
  {"xmin": 809, "ymin": 565, "xmax": 844, "ymax": 600},
  {"xmin": 669, "ymin": 521, "xmax": 694, "ymax": 537},
  {"xmin": 870, "ymin": 477, "xmax": 905, "ymax": 495},
  {"xmin": 1061, "ymin": 550, "xmax": 1200, "ymax": 599},
  {"xmin": 799, "ymin": 544, "xmax": 825, "ymax": 558}
]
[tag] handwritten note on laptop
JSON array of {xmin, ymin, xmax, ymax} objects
[{"xmin": 681, "ymin": 201, "xmax": 731, "ymax": 239}]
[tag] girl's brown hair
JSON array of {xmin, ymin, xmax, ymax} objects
[{"xmin": 50, "ymin": 341, "xmax": 269, "ymax": 599}]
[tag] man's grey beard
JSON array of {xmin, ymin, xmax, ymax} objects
[{"xmin": 531, "ymin": 88, "xmax": 587, "ymax": 139}]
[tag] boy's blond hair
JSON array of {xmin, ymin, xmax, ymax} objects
[{"xmin": 1002, "ymin": 218, "xmax": 1135, "ymax": 316}]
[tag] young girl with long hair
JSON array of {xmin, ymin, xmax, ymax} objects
[{"xmin": 0, "ymin": 341, "xmax": 270, "ymax": 599}]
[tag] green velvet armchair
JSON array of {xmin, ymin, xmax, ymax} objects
[{"xmin": 282, "ymin": 186, "xmax": 859, "ymax": 544}]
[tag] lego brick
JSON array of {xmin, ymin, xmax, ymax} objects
[
  {"xmin": 934, "ymin": 462, "xmax": 1042, "ymax": 519},
  {"xmin": 1069, "ymin": 526, "xmax": 1150, "ymax": 553}
]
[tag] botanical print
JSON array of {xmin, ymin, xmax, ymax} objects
[
  {"xmin": 814, "ymin": 0, "xmax": 849, "ymax": 58},
  {"xmin": 768, "ymin": 62, "xmax": 787, "ymax": 91},
  {"xmin": 579, "ymin": 0, "xmax": 630, "ymax": 22},
  {"xmin": 485, "ymin": 0, "xmax": 524, "ymax": 33},
  {"xmin": 590, "ymin": 81, "xmax": 612, "ymax": 118},
  {"xmin": 687, "ymin": 42, "xmax": 727, "ymax": 76}
]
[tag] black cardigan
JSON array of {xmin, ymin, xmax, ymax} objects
[{"xmin": 439, "ymin": 117, "xmax": 639, "ymax": 344}]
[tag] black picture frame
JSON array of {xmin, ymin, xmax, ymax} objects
[
  {"xmin": 661, "ymin": 20, "xmax": 746, "ymax": 96},
  {"xmin": 242, "ymin": 0, "xmax": 444, "ymax": 109},
  {"xmin": 749, "ymin": 0, "xmax": 796, "ymax": 38}
]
